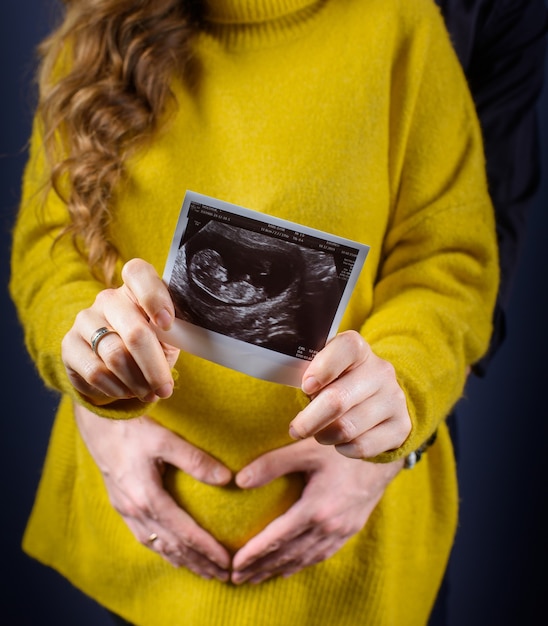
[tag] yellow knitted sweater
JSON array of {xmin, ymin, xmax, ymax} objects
[{"xmin": 10, "ymin": 0, "xmax": 498, "ymax": 624}]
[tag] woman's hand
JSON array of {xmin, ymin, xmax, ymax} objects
[
  {"xmin": 62, "ymin": 258, "xmax": 179, "ymax": 405},
  {"xmin": 290, "ymin": 330, "xmax": 412, "ymax": 459},
  {"xmin": 74, "ymin": 403, "xmax": 233, "ymax": 581},
  {"xmin": 231, "ymin": 437, "xmax": 404, "ymax": 584}
]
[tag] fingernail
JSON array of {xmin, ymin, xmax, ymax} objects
[
  {"xmin": 289, "ymin": 424, "xmax": 302, "ymax": 440},
  {"xmin": 156, "ymin": 308, "xmax": 173, "ymax": 331},
  {"xmin": 155, "ymin": 382, "xmax": 173, "ymax": 398},
  {"xmin": 302, "ymin": 376, "xmax": 320, "ymax": 395},
  {"xmin": 212, "ymin": 466, "xmax": 231, "ymax": 485},
  {"xmin": 216, "ymin": 571, "xmax": 230, "ymax": 583},
  {"xmin": 250, "ymin": 574, "xmax": 268, "ymax": 585},
  {"xmin": 237, "ymin": 469, "xmax": 252, "ymax": 488}
]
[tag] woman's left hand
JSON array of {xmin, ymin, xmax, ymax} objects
[
  {"xmin": 231, "ymin": 437, "xmax": 404, "ymax": 584},
  {"xmin": 289, "ymin": 330, "xmax": 412, "ymax": 459}
]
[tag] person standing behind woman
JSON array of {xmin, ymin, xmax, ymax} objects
[
  {"xmin": 9, "ymin": 1, "xmax": 499, "ymax": 625},
  {"xmin": 429, "ymin": 1, "xmax": 548, "ymax": 622},
  {"xmin": 437, "ymin": 0, "xmax": 548, "ymax": 387}
]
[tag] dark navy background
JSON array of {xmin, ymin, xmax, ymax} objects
[{"xmin": 1, "ymin": 2, "xmax": 547, "ymax": 624}]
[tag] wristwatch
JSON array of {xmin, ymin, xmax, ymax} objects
[{"xmin": 403, "ymin": 430, "xmax": 438, "ymax": 469}]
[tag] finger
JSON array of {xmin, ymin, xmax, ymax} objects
[
  {"xmin": 121, "ymin": 258, "xmax": 175, "ymax": 331},
  {"xmin": 313, "ymin": 408, "xmax": 376, "ymax": 447},
  {"xmin": 88, "ymin": 327, "xmax": 160, "ymax": 401},
  {"xmin": 65, "ymin": 290, "xmax": 174, "ymax": 402},
  {"xmin": 63, "ymin": 334, "xmax": 135, "ymax": 403},
  {"xmin": 122, "ymin": 488, "xmax": 231, "ymax": 579},
  {"xmin": 314, "ymin": 383, "xmax": 408, "ymax": 452},
  {"xmin": 160, "ymin": 435, "xmax": 233, "ymax": 487},
  {"xmin": 334, "ymin": 419, "xmax": 408, "ymax": 459},
  {"xmin": 154, "ymin": 492, "xmax": 232, "ymax": 576},
  {"xmin": 235, "ymin": 442, "xmax": 309, "ymax": 489},
  {"xmin": 309, "ymin": 363, "xmax": 391, "ymax": 445},
  {"xmin": 65, "ymin": 320, "xmax": 162, "ymax": 403},
  {"xmin": 246, "ymin": 532, "xmax": 344, "ymax": 584},
  {"xmin": 300, "ymin": 330, "xmax": 369, "ymax": 397},
  {"xmin": 232, "ymin": 507, "xmax": 344, "ymax": 584},
  {"xmin": 231, "ymin": 523, "xmax": 309, "ymax": 583},
  {"xmin": 290, "ymin": 364, "xmax": 374, "ymax": 441},
  {"xmin": 93, "ymin": 291, "xmax": 175, "ymax": 399},
  {"xmin": 128, "ymin": 517, "xmax": 230, "ymax": 580},
  {"xmin": 232, "ymin": 494, "xmax": 312, "ymax": 572},
  {"xmin": 232, "ymin": 530, "xmax": 312, "ymax": 584}
]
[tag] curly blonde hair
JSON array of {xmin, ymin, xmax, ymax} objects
[{"xmin": 37, "ymin": 0, "xmax": 199, "ymax": 286}]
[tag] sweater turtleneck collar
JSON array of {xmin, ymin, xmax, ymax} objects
[{"xmin": 202, "ymin": 0, "xmax": 323, "ymax": 24}]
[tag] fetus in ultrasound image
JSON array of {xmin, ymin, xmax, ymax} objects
[{"xmin": 168, "ymin": 220, "xmax": 344, "ymax": 358}]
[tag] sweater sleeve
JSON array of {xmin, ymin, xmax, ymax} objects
[
  {"xmin": 9, "ymin": 118, "xmax": 148, "ymax": 419},
  {"xmin": 362, "ymin": 7, "xmax": 499, "ymax": 462}
]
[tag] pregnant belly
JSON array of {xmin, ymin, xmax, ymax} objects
[{"xmin": 165, "ymin": 467, "xmax": 305, "ymax": 553}]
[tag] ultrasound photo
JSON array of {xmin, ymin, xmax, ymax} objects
[
  {"xmin": 169, "ymin": 220, "xmax": 342, "ymax": 359},
  {"xmin": 161, "ymin": 192, "xmax": 369, "ymax": 385}
]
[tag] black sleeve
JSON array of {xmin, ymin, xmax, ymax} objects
[{"xmin": 436, "ymin": 0, "xmax": 548, "ymax": 375}]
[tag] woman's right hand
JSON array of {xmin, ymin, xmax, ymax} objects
[
  {"xmin": 74, "ymin": 402, "xmax": 233, "ymax": 581},
  {"xmin": 62, "ymin": 258, "xmax": 179, "ymax": 406}
]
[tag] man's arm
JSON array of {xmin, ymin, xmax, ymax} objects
[{"xmin": 436, "ymin": 0, "xmax": 548, "ymax": 374}]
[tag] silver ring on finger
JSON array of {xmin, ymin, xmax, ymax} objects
[
  {"xmin": 90, "ymin": 326, "xmax": 119, "ymax": 355},
  {"xmin": 147, "ymin": 532, "xmax": 159, "ymax": 547}
]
